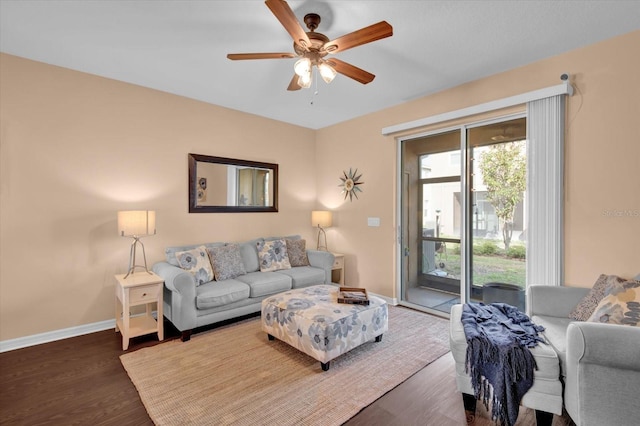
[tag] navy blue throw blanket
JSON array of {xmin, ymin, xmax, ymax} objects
[{"xmin": 462, "ymin": 303, "xmax": 545, "ymax": 426}]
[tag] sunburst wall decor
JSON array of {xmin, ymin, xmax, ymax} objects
[{"xmin": 339, "ymin": 168, "xmax": 364, "ymax": 201}]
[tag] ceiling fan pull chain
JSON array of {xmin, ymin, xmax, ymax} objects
[{"xmin": 311, "ymin": 67, "xmax": 319, "ymax": 105}]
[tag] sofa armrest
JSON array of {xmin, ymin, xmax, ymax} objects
[
  {"xmin": 528, "ymin": 285, "xmax": 589, "ymax": 317},
  {"xmin": 152, "ymin": 261, "xmax": 197, "ymax": 331},
  {"xmin": 152, "ymin": 261, "xmax": 196, "ymax": 294},
  {"xmin": 307, "ymin": 250, "xmax": 335, "ymax": 284},
  {"xmin": 564, "ymin": 322, "xmax": 640, "ymax": 425},
  {"xmin": 567, "ymin": 322, "xmax": 640, "ymax": 370}
]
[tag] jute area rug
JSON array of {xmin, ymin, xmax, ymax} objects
[{"xmin": 120, "ymin": 306, "xmax": 450, "ymax": 426}]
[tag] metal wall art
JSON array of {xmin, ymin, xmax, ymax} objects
[{"xmin": 339, "ymin": 168, "xmax": 364, "ymax": 201}]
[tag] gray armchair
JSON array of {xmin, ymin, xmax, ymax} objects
[
  {"xmin": 450, "ymin": 285, "xmax": 640, "ymax": 425},
  {"xmin": 529, "ymin": 285, "xmax": 640, "ymax": 426}
]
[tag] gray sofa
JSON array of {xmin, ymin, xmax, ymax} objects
[
  {"xmin": 450, "ymin": 285, "xmax": 640, "ymax": 425},
  {"xmin": 152, "ymin": 235, "xmax": 334, "ymax": 341}
]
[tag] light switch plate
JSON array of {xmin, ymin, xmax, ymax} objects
[{"xmin": 368, "ymin": 217, "xmax": 381, "ymax": 227}]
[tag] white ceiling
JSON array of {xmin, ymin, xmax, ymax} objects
[{"xmin": 1, "ymin": 1, "xmax": 639, "ymax": 129}]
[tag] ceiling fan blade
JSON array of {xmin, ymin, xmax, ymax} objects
[
  {"xmin": 322, "ymin": 21, "xmax": 393, "ymax": 54},
  {"xmin": 287, "ymin": 74, "xmax": 302, "ymax": 91},
  {"xmin": 325, "ymin": 58, "xmax": 375, "ymax": 84},
  {"xmin": 265, "ymin": 0, "xmax": 311, "ymax": 51},
  {"xmin": 227, "ymin": 53, "xmax": 296, "ymax": 60}
]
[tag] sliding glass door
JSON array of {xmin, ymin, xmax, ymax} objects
[
  {"xmin": 468, "ymin": 119, "xmax": 527, "ymax": 293},
  {"xmin": 400, "ymin": 116, "xmax": 527, "ymax": 315},
  {"xmin": 401, "ymin": 129, "xmax": 463, "ymax": 313}
]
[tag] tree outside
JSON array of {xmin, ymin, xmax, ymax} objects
[{"xmin": 478, "ymin": 141, "xmax": 526, "ymax": 251}]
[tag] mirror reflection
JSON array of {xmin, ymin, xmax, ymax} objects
[{"xmin": 188, "ymin": 154, "xmax": 278, "ymax": 213}]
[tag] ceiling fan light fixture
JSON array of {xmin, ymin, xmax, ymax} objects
[
  {"xmin": 298, "ymin": 72, "xmax": 311, "ymax": 88},
  {"xmin": 318, "ymin": 62, "xmax": 337, "ymax": 84},
  {"xmin": 294, "ymin": 57, "xmax": 311, "ymax": 77}
]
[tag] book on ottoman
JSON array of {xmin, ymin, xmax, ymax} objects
[{"xmin": 338, "ymin": 287, "xmax": 370, "ymax": 305}]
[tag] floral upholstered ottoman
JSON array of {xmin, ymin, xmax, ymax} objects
[{"xmin": 261, "ymin": 285, "xmax": 388, "ymax": 371}]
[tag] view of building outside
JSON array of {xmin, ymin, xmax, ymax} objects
[{"xmin": 420, "ymin": 142, "xmax": 527, "ymax": 288}]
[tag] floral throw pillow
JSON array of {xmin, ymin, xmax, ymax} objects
[
  {"xmin": 175, "ymin": 245, "xmax": 214, "ymax": 286},
  {"xmin": 286, "ymin": 239, "xmax": 310, "ymax": 267},
  {"xmin": 207, "ymin": 244, "xmax": 246, "ymax": 281},
  {"xmin": 257, "ymin": 239, "xmax": 291, "ymax": 272},
  {"xmin": 587, "ymin": 279, "xmax": 640, "ymax": 326},
  {"xmin": 569, "ymin": 274, "xmax": 628, "ymax": 321}
]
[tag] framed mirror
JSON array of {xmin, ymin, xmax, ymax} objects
[{"xmin": 188, "ymin": 153, "xmax": 278, "ymax": 213}]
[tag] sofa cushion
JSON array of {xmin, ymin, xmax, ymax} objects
[
  {"xmin": 207, "ymin": 244, "xmax": 246, "ymax": 281},
  {"xmin": 196, "ymin": 279, "xmax": 250, "ymax": 310},
  {"xmin": 569, "ymin": 274, "xmax": 628, "ymax": 321},
  {"xmin": 257, "ymin": 239, "xmax": 291, "ymax": 272},
  {"xmin": 238, "ymin": 238, "xmax": 263, "ymax": 273},
  {"xmin": 286, "ymin": 239, "xmax": 310, "ymax": 267},
  {"xmin": 237, "ymin": 271, "xmax": 292, "ymax": 298},
  {"xmin": 588, "ymin": 279, "xmax": 640, "ymax": 326},
  {"xmin": 276, "ymin": 266, "xmax": 325, "ymax": 289},
  {"xmin": 174, "ymin": 245, "xmax": 214, "ymax": 285}
]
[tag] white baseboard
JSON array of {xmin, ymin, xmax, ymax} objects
[
  {"xmin": 0, "ymin": 294, "xmax": 400, "ymax": 353},
  {"xmin": 0, "ymin": 319, "xmax": 116, "ymax": 353},
  {"xmin": 370, "ymin": 291, "xmax": 398, "ymax": 306}
]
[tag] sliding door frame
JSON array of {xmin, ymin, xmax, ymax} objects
[{"xmin": 396, "ymin": 112, "xmax": 527, "ymax": 316}]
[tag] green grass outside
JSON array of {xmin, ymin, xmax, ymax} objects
[
  {"xmin": 429, "ymin": 242, "xmax": 526, "ymax": 288},
  {"xmin": 473, "ymin": 255, "xmax": 525, "ymax": 287}
]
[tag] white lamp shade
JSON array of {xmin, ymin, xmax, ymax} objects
[
  {"xmin": 294, "ymin": 57, "xmax": 311, "ymax": 77},
  {"xmin": 297, "ymin": 72, "xmax": 311, "ymax": 88},
  {"xmin": 318, "ymin": 62, "xmax": 337, "ymax": 83},
  {"xmin": 118, "ymin": 210, "xmax": 156, "ymax": 237},
  {"xmin": 311, "ymin": 210, "xmax": 332, "ymax": 228}
]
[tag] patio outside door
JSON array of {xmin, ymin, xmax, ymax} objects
[{"xmin": 399, "ymin": 116, "xmax": 527, "ymax": 315}]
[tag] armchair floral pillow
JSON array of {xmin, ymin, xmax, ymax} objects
[
  {"xmin": 588, "ymin": 279, "xmax": 640, "ymax": 326},
  {"xmin": 569, "ymin": 274, "xmax": 628, "ymax": 321}
]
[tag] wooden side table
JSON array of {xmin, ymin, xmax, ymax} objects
[
  {"xmin": 115, "ymin": 271, "xmax": 164, "ymax": 350},
  {"xmin": 331, "ymin": 253, "xmax": 345, "ymax": 285}
]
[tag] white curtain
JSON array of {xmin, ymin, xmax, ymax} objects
[{"xmin": 526, "ymin": 95, "xmax": 566, "ymax": 287}]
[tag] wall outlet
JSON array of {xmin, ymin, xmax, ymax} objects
[{"xmin": 367, "ymin": 217, "xmax": 381, "ymax": 227}]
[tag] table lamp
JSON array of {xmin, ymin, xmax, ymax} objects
[
  {"xmin": 311, "ymin": 210, "xmax": 332, "ymax": 251},
  {"xmin": 118, "ymin": 210, "xmax": 156, "ymax": 278}
]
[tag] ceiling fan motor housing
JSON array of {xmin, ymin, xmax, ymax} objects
[{"xmin": 294, "ymin": 13, "xmax": 330, "ymax": 63}]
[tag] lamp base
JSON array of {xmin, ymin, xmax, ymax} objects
[
  {"xmin": 316, "ymin": 226, "xmax": 328, "ymax": 251},
  {"xmin": 124, "ymin": 237, "xmax": 152, "ymax": 279}
]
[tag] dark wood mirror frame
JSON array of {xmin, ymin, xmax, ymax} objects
[{"xmin": 188, "ymin": 153, "xmax": 278, "ymax": 213}]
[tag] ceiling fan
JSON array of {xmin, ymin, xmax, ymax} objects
[{"xmin": 227, "ymin": 0, "xmax": 393, "ymax": 91}]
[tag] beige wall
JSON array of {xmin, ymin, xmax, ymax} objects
[
  {"xmin": 0, "ymin": 54, "xmax": 316, "ymax": 340},
  {"xmin": 316, "ymin": 30, "xmax": 640, "ymax": 298},
  {"xmin": 2, "ymin": 30, "xmax": 639, "ymax": 342}
]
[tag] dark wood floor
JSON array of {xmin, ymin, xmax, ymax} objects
[{"xmin": 0, "ymin": 316, "xmax": 574, "ymax": 426}]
